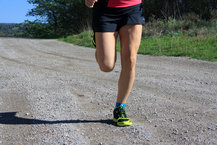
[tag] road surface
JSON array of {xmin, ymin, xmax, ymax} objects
[{"xmin": 0, "ymin": 38, "xmax": 217, "ymax": 144}]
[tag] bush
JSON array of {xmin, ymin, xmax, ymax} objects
[
  {"xmin": 24, "ymin": 20, "xmax": 61, "ymax": 38},
  {"xmin": 210, "ymin": 9, "xmax": 217, "ymax": 20},
  {"xmin": 143, "ymin": 14, "xmax": 217, "ymax": 37}
]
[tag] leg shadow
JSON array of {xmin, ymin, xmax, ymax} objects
[{"xmin": 0, "ymin": 112, "xmax": 115, "ymax": 126}]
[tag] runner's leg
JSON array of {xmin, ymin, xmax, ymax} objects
[
  {"xmin": 116, "ymin": 24, "xmax": 142, "ymax": 103},
  {"xmin": 95, "ymin": 32, "xmax": 118, "ymax": 72}
]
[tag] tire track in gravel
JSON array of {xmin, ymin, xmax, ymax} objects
[{"xmin": 0, "ymin": 38, "xmax": 217, "ymax": 144}]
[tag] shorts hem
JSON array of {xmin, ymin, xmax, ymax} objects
[{"xmin": 93, "ymin": 23, "xmax": 144, "ymax": 32}]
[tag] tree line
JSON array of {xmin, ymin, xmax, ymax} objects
[
  {"xmin": 143, "ymin": 0, "xmax": 217, "ymax": 20},
  {"xmin": 0, "ymin": 0, "xmax": 216, "ymax": 38},
  {"xmin": 0, "ymin": 23, "xmax": 26, "ymax": 37}
]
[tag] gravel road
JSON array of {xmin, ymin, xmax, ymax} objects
[{"xmin": 0, "ymin": 38, "xmax": 217, "ymax": 144}]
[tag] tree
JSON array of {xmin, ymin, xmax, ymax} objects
[
  {"xmin": 181, "ymin": 0, "xmax": 217, "ymax": 19},
  {"xmin": 26, "ymin": 0, "xmax": 216, "ymax": 37},
  {"xmin": 142, "ymin": 0, "xmax": 217, "ymax": 20},
  {"xmin": 27, "ymin": 0, "xmax": 92, "ymax": 35}
]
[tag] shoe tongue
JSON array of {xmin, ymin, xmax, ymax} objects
[{"xmin": 119, "ymin": 107, "xmax": 127, "ymax": 117}]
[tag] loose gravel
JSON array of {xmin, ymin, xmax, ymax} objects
[{"xmin": 0, "ymin": 38, "xmax": 216, "ymax": 144}]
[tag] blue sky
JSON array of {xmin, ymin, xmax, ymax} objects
[{"xmin": 0, "ymin": 0, "xmax": 36, "ymax": 23}]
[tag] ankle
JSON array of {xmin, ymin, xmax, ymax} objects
[{"xmin": 115, "ymin": 102, "xmax": 125, "ymax": 108}]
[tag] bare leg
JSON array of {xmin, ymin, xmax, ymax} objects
[
  {"xmin": 95, "ymin": 32, "xmax": 118, "ymax": 72},
  {"xmin": 116, "ymin": 24, "xmax": 142, "ymax": 103}
]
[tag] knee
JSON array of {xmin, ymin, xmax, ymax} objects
[{"xmin": 98, "ymin": 61, "xmax": 115, "ymax": 72}]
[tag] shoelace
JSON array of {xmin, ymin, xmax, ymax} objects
[{"xmin": 117, "ymin": 107, "xmax": 127, "ymax": 118}]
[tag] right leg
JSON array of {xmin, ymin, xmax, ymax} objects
[{"xmin": 95, "ymin": 32, "xmax": 118, "ymax": 72}]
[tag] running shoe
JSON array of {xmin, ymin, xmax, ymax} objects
[
  {"xmin": 91, "ymin": 32, "xmax": 96, "ymax": 48},
  {"xmin": 113, "ymin": 106, "xmax": 132, "ymax": 126}
]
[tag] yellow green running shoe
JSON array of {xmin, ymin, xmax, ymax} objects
[
  {"xmin": 113, "ymin": 106, "xmax": 132, "ymax": 127},
  {"xmin": 91, "ymin": 32, "xmax": 96, "ymax": 48}
]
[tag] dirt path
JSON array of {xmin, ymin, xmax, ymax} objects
[{"xmin": 0, "ymin": 38, "xmax": 216, "ymax": 144}]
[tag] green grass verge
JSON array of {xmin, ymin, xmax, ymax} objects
[
  {"xmin": 59, "ymin": 31, "xmax": 217, "ymax": 61},
  {"xmin": 139, "ymin": 35, "xmax": 217, "ymax": 61},
  {"xmin": 59, "ymin": 31, "xmax": 93, "ymax": 48}
]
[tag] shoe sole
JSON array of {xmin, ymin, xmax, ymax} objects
[{"xmin": 113, "ymin": 118, "xmax": 132, "ymax": 126}]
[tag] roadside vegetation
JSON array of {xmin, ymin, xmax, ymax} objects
[
  {"xmin": 0, "ymin": 23, "xmax": 26, "ymax": 37},
  {"xmin": 0, "ymin": 0, "xmax": 216, "ymax": 61},
  {"xmin": 60, "ymin": 13, "xmax": 217, "ymax": 61}
]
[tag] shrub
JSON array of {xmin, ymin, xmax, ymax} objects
[{"xmin": 143, "ymin": 13, "xmax": 217, "ymax": 37}]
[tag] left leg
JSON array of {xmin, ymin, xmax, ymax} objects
[
  {"xmin": 116, "ymin": 24, "xmax": 142, "ymax": 103},
  {"xmin": 113, "ymin": 24, "xmax": 142, "ymax": 127}
]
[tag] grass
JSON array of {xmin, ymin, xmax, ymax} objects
[
  {"xmin": 59, "ymin": 17, "xmax": 217, "ymax": 61},
  {"xmin": 139, "ymin": 35, "xmax": 217, "ymax": 61},
  {"xmin": 59, "ymin": 31, "xmax": 93, "ymax": 48},
  {"xmin": 59, "ymin": 31, "xmax": 217, "ymax": 61}
]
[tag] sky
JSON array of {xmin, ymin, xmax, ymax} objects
[{"xmin": 0, "ymin": 0, "xmax": 36, "ymax": 23}]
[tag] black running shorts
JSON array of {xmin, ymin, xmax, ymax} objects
[{"xmin": 92, "ymin": 1, "xmax": 145, "ymax": 32}]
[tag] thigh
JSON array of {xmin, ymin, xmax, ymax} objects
[
  {"xmin": 119, "ymin": 24, "xmax": 142, "ymax": 65},
  {"xmin": 95, "ymin": 32, "xmax": 118, "ymax": 64}
]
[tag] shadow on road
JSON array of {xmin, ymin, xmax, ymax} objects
[{"xmin": 0, "ymin": 112, "xmax": 115, "ymax": 126}]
